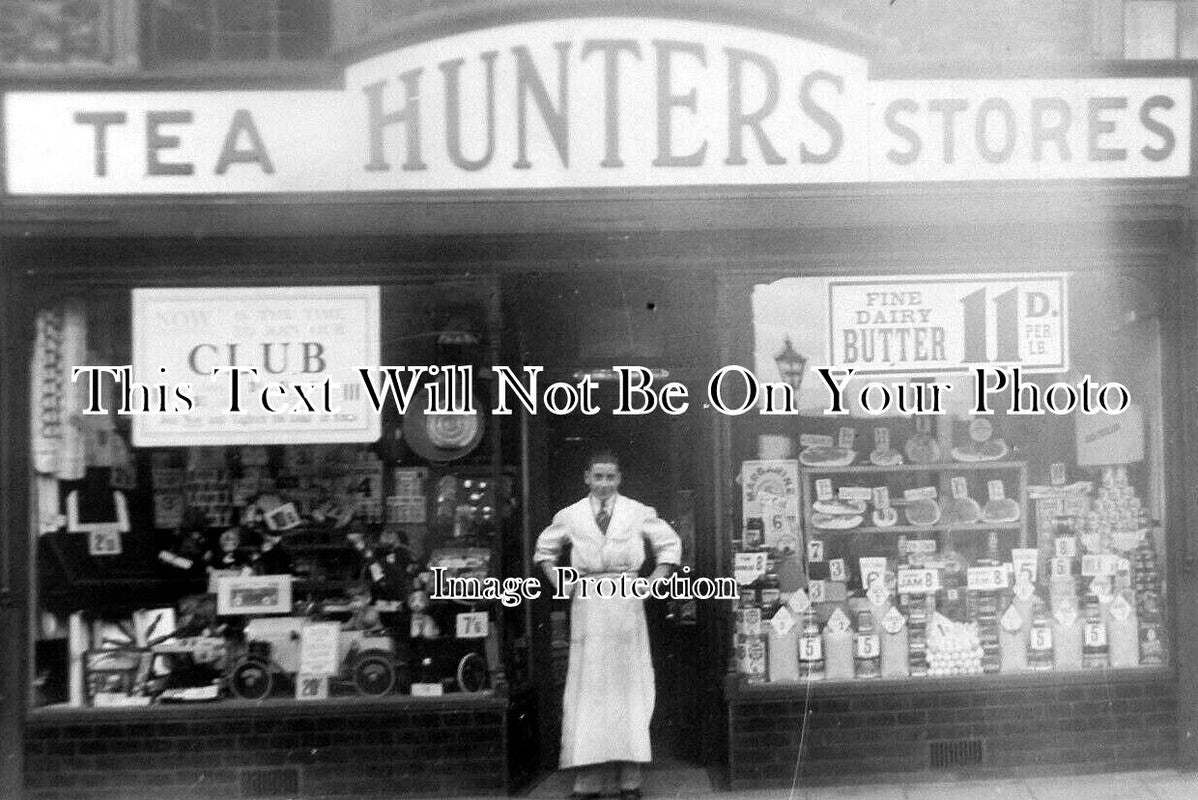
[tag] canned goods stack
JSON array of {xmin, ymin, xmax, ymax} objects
[
  {"xmin": 1134, "ymin": 535, "xmax": 1166, "ymax": 665},
  {"xmin": 901, "ymin": 593, "xmax": 933, "ymax": 677}
]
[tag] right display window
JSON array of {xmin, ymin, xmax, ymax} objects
[{"xmin": 732, "ymin": 269, "xmax": 1169, "ymax": 683}]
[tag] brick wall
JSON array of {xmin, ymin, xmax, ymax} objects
[
  {"xmin": 727, "ymin": 671, "xmax": 1177, "ymax": 789},
  {"xmin": 24, "ymin": 695, "xmax": 514, "ymax": 800}
]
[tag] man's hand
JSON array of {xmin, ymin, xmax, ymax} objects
[{"xmin": 538, "ymin": 561, "xmax": 561, "ymax": 596}]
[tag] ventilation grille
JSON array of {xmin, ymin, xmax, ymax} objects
[
  {"xmin": 929, "ymin": 739, "xmax": 985, "ymax": 770},
  {"xmin": 239, "ymin": 767, "xmax": 300, "ymax": 798}
]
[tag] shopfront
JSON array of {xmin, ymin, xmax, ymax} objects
[{"xmin": 2, "ymin": 7, "xmax": 1198, "ymax": 800}]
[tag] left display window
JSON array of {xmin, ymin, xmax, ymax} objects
[{"xmin": 30, "ymin": 282, "xmax": 519, "ymax": 709}]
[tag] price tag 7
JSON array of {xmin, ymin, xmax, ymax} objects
[
  {"xmin": 806, "ymin": 539, "xmax": 826, "ymax": 563},
  {"xmin": 456, "ymin": 611, "xmax": 489, "ymax": 639}
]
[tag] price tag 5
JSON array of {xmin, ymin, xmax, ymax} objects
[
  {"xmin": 1030, "ymin": 627, "xmax": 1053, "ymax": 651},
  {"xmin": 799, "ymin": 636, "xmax": 823, "ymax": 662},
  {"xmin": 456, "ymin": 611, "xmax": 489, "ymax": 639}
]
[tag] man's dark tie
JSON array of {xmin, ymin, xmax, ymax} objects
[{"xmin": 596, "ymin": 502, "xmax": 611, "ymax": 533}]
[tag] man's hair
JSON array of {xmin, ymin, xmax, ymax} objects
[{"xmin": 585, "ymin": 449, "xmax": 621, "ymax": 471}]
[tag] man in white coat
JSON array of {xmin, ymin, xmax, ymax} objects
[{"xmin": 535, "ymin": 450, "xmax": 681, "ymax": 800}]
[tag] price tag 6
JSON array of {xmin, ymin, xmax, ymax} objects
[
  {"xmin": 988, "ymin": 480, "xmax": 1006, "ymax": 501},
  {"xmin": 855, "ymin": 634, "xmax": 880, "ymax": 659},
  {"xmin": 828, "ymin": 558, "xmax": 847, "ymax": 582},
  {"xmin": 951, "ymin": 477, "xmax": 969, "ymax": 500},
  {"xmin": 815, "ymin": 479, "xmax": 833, "ymax": 502},
  {"xmin": 806, "ymin": 539, "xmax": 826, "ymax": 563},
  {"xmin": 838, "ymin": 427, "xmax": 857, "ymax": 450},
  {"xmin": 873, "ymin": 486, "xmax": 890, "ymax": 509},
  {"xmin": 456, "ymin": 611, "xmax": 489, "ymax": 639}
]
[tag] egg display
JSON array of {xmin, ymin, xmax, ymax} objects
[{"xmin": 926, "ymin": 620, "xmax": 984, "ymax": 676}]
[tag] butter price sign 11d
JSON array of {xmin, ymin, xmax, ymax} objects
[{"xmin": 827, "ymin": 274, "xmax": 1068, "ymax": 377}]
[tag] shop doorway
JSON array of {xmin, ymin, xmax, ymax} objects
[{"xmin": 538, "ymin": 380, "xmax": 706, "ymax": 766}]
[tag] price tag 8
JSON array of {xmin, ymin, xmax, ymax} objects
[
  {"xmin": 808, "ymin": 579, "xmax": 828, "ymax": 603},
  {"xmin": 950, "ymin": 477, "xmax": 969, "ymax": 500},
  {"xmin": 815, "ymin": 479, "xmax": 833, "ymax": 502},
  {"xmin": 828, "ymin": 558, "xmax": 847, "ymax": 582},
  {"xmin": 988, "ymin": 480, "xmax": 1006, "ymax": 501},
  {"xmin": 456, "ymin": 611, "xmax": 489, "ymax": 639}
]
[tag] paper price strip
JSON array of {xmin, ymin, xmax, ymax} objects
[
  {"xmin": 456, "ymin": 611, "xmax": 489, "ymax": 639},
  {"xmin": 896, "ymin": 568, "xmax": 940, "ymax": 594},
  {"xmin": 734, "ymin": 552, "xmax": 768, "ymax": 585},
  {"xmin": 966, "ymin": 566, "xmax": 1009, "ymax": 591}
]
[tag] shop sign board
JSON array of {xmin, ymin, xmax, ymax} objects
[
  {"xmin": 826, "ymin": 273, "xmax": 1068, "ymax": 376},
  {"xmin": 131, "ymin": 286, "xmax": 380, "ymax": 446},
  {"xmin": 2, "ymin": 19, "xmax": 1189, "ymax": 195}
]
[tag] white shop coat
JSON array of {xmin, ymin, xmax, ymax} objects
[{"xmin": 534, "ymin": 494, "xmax": 682, "ymax": 768}]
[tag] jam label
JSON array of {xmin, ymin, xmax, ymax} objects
[
  {"xmin": 967, "ymin": 566, "xmax": 1007, "ymax": 591},
  {"xmin": 1054, "ymin": 607, "xmax": 1078, "ymax": 627},
  {"xmin": 1109, "ymin": 594, "xmax": 1133, "ymax": 622},
  {"xmin": 787, "ymin": 588, "xmax": 812, "ymax": 614},
  {"xmin": 897, "ymin": 567, "xmax": 940, "ymax": 594},
  {"xmin": 1001, "ymin": 605, "xmax": 1024, "ymax": 633},
  {"xmin": 770, "ymin": 606, "xmax": 796, "ymax": 636},
  {"xmin": 825, "ymin": 607, "xmax": 852, "ymax": 634},
  {"xmin": 882, "ymin": 605, "xmax": 906, "ymax": 634}
]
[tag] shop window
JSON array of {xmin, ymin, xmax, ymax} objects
[
  {"xmin": 29, "ymin": 282, "xmax": 522, "ymax": 710},
  {"xmin": 141, "ymin": 0, "xmax": 330, "ymax": 66},
  {"xmin": 731, "ymin": 270, "xmax": 1168, "ymax": 684},
  {"xmin": 1123, "ymin": 0, "xmax": 1198, "ymax": 57},
  {"xmin": 0, "ymin": 0, "xmax": 132, "ymax": 67}
]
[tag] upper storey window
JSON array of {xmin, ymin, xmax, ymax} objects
[{"xmin": 142, "ymin": 0, "xmax": 330, "ymax": 65}]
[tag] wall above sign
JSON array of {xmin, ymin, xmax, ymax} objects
[{"xmin": 3, "ymin": 17, "xmax": 1190, "ymax": 195}]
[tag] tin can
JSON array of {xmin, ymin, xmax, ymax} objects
[
  {"xmin": 735, "ymin": 606, "xmax": 763, "ymax": 637},
  {"xmin": 736, "ymin": 635, "xmax": 768, "ymax": 683}
]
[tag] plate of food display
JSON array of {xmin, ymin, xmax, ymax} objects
[
  {"xmin": 812, "ymin": 499, "xmax": 867, "ymax": 516},
  {"xmin": 940, "ymin": 496, "xmax": 982, "ymax": 526},
  {"xmin": 902, "ymin": 498, "xmax": 942, "ymax": 527},
  {"xmin": 981, "ymin": 497, "xmax": 1021, "ymax": 523},
  {"xmin": 812, "ymin": 512, "xmax": 864, "ymax": 530},
  {"xmin": 951, "ymin": 439, "xmax": 1009, "ymax": 462},
  {"xmin": 904, "ymin": 432, "xmax": 943, "ymax": 464},
  {"xmin": 799, "ymin": 447, "xmax": 856, "ymax": 467},
  {"xmin": 871, "ymin": 506, "xmax": 899, "ymax": 527},
  {"xmin": 869, "ymin": 448, "xmax": 904, "ymax": 466}
]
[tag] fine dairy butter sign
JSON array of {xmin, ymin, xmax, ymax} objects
[
  {"xmin": 2, "ymin": 17, "xmax": 1189, "ymax": 195},
  {"xmin": 826, "ymin": 274, "xmax": 1068, "ymax": 377}
]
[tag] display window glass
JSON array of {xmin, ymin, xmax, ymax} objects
[
  {"xmin": 28, "ymin": 281, "xmax": 520, "ymax": 709},
  {"xmin": 731, "ymin": 269, "xmax": 1168, "ymax": 683}
]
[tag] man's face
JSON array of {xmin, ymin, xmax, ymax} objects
[{"xmin": 584, "ymin": 461, "xmax": 621, "ymax": 500}]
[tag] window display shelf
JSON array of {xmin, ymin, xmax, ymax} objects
[
  {"xmin": 812, "ymin": 522, "xmax": 1024, "ymax": 536},
  {"xmin": 800, "ymin": 461, "xmax": 1027, "ymax": 475}
]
